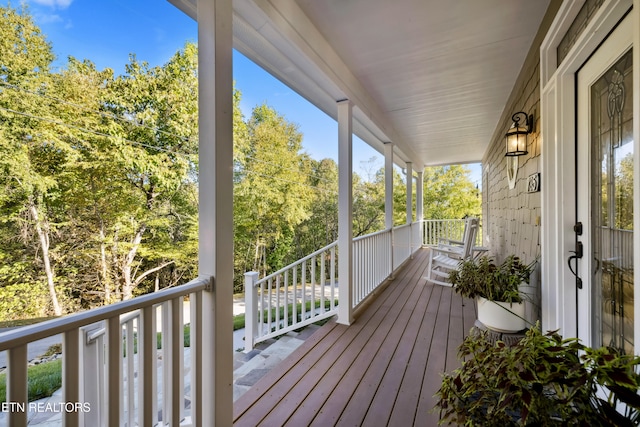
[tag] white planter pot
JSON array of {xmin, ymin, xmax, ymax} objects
[{"xmin": 477, "ymin": 297, "xmax": 526, "ymax": 333}]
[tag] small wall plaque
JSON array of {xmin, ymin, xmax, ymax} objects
[{"xmin": 527, "ymin": 172, "xmax": 540, "ymax": 193}]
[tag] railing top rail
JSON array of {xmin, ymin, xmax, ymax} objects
[
  {"xmin": 0, "ymin": 276, "xmax": 209, "ymax": 351},
  {"xmin": 352, "ymin": 228, "xmax": 391, "ymax": 243},
  {"xmin": 255, "ymin": 241, "xmax": 338, "ymax": 285},
  {"xmin": 394, "ymin": 223, "xmax": 412, "ymax": 231}
]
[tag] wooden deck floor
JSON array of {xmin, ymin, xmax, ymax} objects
[{"xmin": 233, "ymin": 248, "xmax": 477, "ymax": 426}]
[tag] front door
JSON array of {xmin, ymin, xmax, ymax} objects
[{"xmin": 576, "ymin": 14, "xmax": 633, "ymax": 353}]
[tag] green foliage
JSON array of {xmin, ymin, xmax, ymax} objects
[
  {"xmin": 233, "ymin": 104, "xmax": 313, "ymax": 289},
  {"xmin": 0, "ymin": 282, "xmax": 49, "ymax": 321},
  {"xmin": 0, "ymin": 359, "xmax": 62, "ymax": 403},
  {"xmin": 423, "ymin": 165, "xmax": 481, "ymax": 220},
  {"xmin": 436, "ymin": 326, "xmax": 640, "ymax": 426},
  {"xmin": 449, "ymin": 255, "xmax": 535, "ymax": 303}
]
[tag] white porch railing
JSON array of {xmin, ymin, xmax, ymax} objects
[
  {"xmin": 244, "ymin": 242, "xmax": 339, "ymax": 350},
  {"xmin": 393, "ymin": 224, "xmax": 413, "ymax": 270},
  {"xmin": 423, "ymin": 218, "xmax": 482, "ymax": 247},
  {"xmin": 353, "ymin": 229, "xmax": 393, "ymax": 307},
  {"xmin": 245, "ymin": 221, "xmax": 433, "ymax": 350},
  {"xmin": 0, "ymin": 277, "xmax": 209, "ymax": 427}
]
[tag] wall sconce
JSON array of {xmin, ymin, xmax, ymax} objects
[{"xmin": 505, "ymin": 111, "xmax": 533, "ymax": 189}]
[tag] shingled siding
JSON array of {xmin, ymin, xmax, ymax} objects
[
  {"xmin": 481, "ymin": 1, "xmax": 563, "ymax": 324},
  {"xmin": 481, "ymin": 59, "xmax": 542, "ymax": 324}
]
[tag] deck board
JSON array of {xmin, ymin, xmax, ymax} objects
[{"xmin": 233, "ymin": 248, "xmax": 476, "ymax": 426}]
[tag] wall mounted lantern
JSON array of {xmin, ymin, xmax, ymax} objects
[{"xmin": 505, "ymin": 111, "xmax": 533, "ymax": 189}]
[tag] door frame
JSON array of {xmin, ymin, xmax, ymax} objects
[
  {"xmin": 576, "ymin": 16, "xmax": 633, "ymax": 348},
  {"xmin": 540, "ymin": 0, "xmax": 639, "ymax": 351}
]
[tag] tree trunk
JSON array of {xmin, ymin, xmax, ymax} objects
[
  {"xmin": 29, "ymin": 203, "xmax": 62, "ymax": 316},
  {"xmin": 99, "ymin": 223, "xmax": 112, "ymax": 305},
  {"xmin": 121, "ymin": 224, "xmax": 146, "ymax": 300}
]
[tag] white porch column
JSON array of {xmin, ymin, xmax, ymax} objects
[
  {"xmin": 416, "ymin": 169, "xmax": 424, "ymax": 249},
  {"xmin": 197, "ymin": 0, "xmax": 233, "ymax": 425},
  {"xmin": 384, "ymin": 142, "xmax": 394, "ymax": 230},
  {"xmin": 337, "ymin": 100, "xmax": 353, "ymax": 325},
  {"xmin": 406, "ymin": 162, "xmax": 413, "ymax": 224},
  {"xmin": 416, "ymin": 169, "xmax": 424, "ymax": 223}
]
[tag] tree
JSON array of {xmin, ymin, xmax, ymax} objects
[
  {"xmin": 0, "ymin": 3, "xmax": 64, "ymax": 315},
  {"xmin": 234, "ymin": 104, "xmax": 312, "ymax": 288},
  {"xmin": 101, "ymin": 43, "xmax": 199, "ymax": 300},
  {"xmin": 294, "ymin": 158, "xmax": 339, "ymax": 257},
  {"xmin": 423, "ymin": 165, "xmax": 481, "ymax": 219}
]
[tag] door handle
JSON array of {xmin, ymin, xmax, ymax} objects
[{"xmin": 568, "ymin": 241, "xmax": 583, "ymax": 289}]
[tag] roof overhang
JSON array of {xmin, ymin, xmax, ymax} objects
[{"xmin": 169, "ymin": 0, "xmax": 553, "ymax": 169}]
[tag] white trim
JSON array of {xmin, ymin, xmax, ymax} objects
[
  {"xmin": 540, "ymin": 0, "xmax": 586, "ymax": 86},
  {"xmin": 540, "ymin": 0, "xmax": 635, "ymax": 348}
]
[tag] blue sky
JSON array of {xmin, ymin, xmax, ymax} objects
[{"xmin": 6, "ymin": 0, "xmax": 480, "ymax": 183}]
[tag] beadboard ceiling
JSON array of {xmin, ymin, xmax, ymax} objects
[{"xmin": 170, "ymin": 0, "xmax": 551, "ymax": 169}]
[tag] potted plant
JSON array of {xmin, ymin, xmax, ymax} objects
[
  {"xmin": 435, "ymin": 326, "xmax": 640, "ymax": 426},
  {"xmin": 448, "ymin": 255, "xmax": 534, "ymax": 333}
]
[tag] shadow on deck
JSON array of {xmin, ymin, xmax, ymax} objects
[{"xmin": 233, "ymin": 248, "xmax": 477, "ymax": 426}]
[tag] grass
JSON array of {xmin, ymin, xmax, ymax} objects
[{"xmin": 0, "ymin": 359, "xmax": 62, "ymax": 403}]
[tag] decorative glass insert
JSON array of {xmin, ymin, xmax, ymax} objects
[
  {"xmin": 557, "ymin": 0, "xmax": 604, "ymax": 66},
  {"xmin": 590, "ymin": 49, "xmax": 633, "ymax": 354}
]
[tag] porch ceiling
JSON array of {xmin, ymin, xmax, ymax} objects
[{"xmin": 170, "ymin": 0, "xmax": 551, "ymax": 168}]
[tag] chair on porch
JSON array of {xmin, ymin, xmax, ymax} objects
[{"xmin": 426, "ymin": 217, "xmax": 485, "ymax": 287}]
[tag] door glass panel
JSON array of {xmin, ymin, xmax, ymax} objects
[{"xmin": 590, "ymin": 49, "xmax": 633, "ymax": 354}]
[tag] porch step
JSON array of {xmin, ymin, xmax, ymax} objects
[{"xmin": 232, "ymin": 324, "xmax": 321, "ymax": 401}]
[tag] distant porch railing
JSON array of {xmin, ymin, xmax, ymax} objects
[
  {"xmin": 0, "ymin": 277, "xmax": 209, "ymax": 427},
  {"xmin": 245, "ymin": 221, "xmax": 425, "ymax": 350},
  {"xmin": 423, "ymin": 218, "xmax": 482, "ymax": 247},
  {"xmin": 244, "ymin": 242, "xmax": 339, "ymax": 351}
]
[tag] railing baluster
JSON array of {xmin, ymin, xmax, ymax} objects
[
  {"xmin": 267, "ymin": 278, "xmax": 272, "ymax": 333},
  {"xmin": 190, "ymin": 290, "xmax": 203, "ymax": 425},
  {"xmin": 331, "ymin": 246, "xmax": 336, "ymax": 310},
  {"xmin": 152, "ymin": 305, "xmax": 159, "ymax": 425},
  {"xmin": 259, "ymin": 280, "xmax": 265, "ymax": 336},
  {"xmin": 140, "ymin": 305, "xmax": 154, "ymax": 426},
  {"xmin": 106, "ymin": 316, "xmax": 121, "ymax": 427},
  {"xmin": 161, "ymin": 301, "xmax": 171, "ymax": 424},
  {"xmin": 311, "ymin": 258, "xmax": 316, "ymax": 319},
  {"xmin": 291, "ymin": 265, "xmax": 298, "ymax": 332},
  {"xmin": 125, "ymin": 317, "xmax": 135, "ymax": 426},
  {"xmin": 301, "ymin": 260, "xmax": 307, "ymax": 323},
  {"xmin": 171, "ymin": 297, "xmax": 183, "ymax": 426},
  {"xmin": 320, "ymin": 253, "xmax": 326, "ymax": 313},
  {"xmin": 63, "ymin": 328, "xmax": 80, "ymax": 427},
  {"xmin": 274, "ymin": 276, "xmax": 279, "ymax": 330},
  {"xmin": 7, "ymin": 344, "xmax": 28, "ymax": 427},
  {"xmin": 284, "ymin": 270, "xmax": 289, "ymax": 328}
]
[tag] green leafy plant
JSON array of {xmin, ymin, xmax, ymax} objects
[
  {"xmin": 448, "ymin": 255, "xmax": 534, "ymax": 303},
  {"xmin": 436, "ymin": 326, "xmax": 640, "ymax": 426}
]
